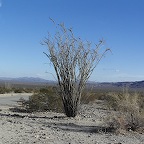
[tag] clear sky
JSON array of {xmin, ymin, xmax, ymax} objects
[{"xmin": 0, "ymin": 0, "xmax": 144, "ymax": 82}]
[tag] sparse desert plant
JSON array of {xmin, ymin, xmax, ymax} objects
[
  {"xmin": 107, "ymin": 112, "xmax": 144, "ymax": 133},
  {"xmin": 0, "ymin": 87, "xmax": 12, "ymax": 94},
  {"xmin": 104, "ymin": 92, "xmax": 122, "ymax": 111},
  {"xmin": 22, "ymin": 88, "xmax": 34, "ymax": 93},
  {"xmin": 16, "ymin": 87, "xmax": 63, "ymax": 113},
  {"xmin": 105, "ymin": 88, "xmax": 144, "ymax": 132},
  {"xmin": 42, "ymin": 20, "xmax": 110, "ymax": 117},
  {"xmin": 81, "ymin": 90, "xmax": 98, "ymax": 104},
  {"xmin": 137, "ymin": 92, "xmax": 144, "ymax": 113},
  {"xmin": 13, "ymin": 88, "xmax": 24, "ymax": 93},
  {"xmin": 0, "ymin": 86, "xmax": 34, "ymax": 94}
]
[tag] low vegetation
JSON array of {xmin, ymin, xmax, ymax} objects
[
  {"xmin": 12, "ymin": 86, "xmax": 63, "ymax": 113},
  {"xmin": 16, "ymin": 86, "xmax": 105, "ymax": 113},
  {"xmin": 0, "ymin": 86, "xmax": 35, "ymax": 94},
  {"xmin": 7, "ymin": 85, "xmax": 144, "ymax": 133},
  {"xmin": 0, "ymin": 87, "xmax": 12, "ymax": 94},
  {"xmin": 104, "ymin": 88, "xmax": 144, "ymax": 133}
]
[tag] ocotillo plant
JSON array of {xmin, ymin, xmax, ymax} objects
[{"xmin": 42, "ymin": 21, "xmax": 110, "ymax": 117}]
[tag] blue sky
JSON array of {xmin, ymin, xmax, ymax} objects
[{"xmin": 0, "ymin": 0, "xmax": 144, "ymax": 82}]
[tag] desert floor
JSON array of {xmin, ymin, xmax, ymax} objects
[{"xmin": 0, "ymin": 93, "xmax": 144, "ymax": 144}]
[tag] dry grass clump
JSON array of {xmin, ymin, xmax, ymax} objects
[
  {"xmin": 81, "ymin": 88, "xmax": 110, "ymax": 104},
  {"xmin": 107, "ymin": 112, "xmax": 144, "ymax": 133},
  {"xmin": 105, "ymin": 88, "xmax": 144, "ymax": 133},
  {"xmin": 81, "ymin": 92, "xmax": 97, "ymax": 104}
]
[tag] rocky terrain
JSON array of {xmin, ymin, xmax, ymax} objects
[{"xmin": 0, "ymin": 93, "xmax": 144, "ymax": 144}]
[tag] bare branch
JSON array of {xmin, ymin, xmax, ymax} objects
[{"xmin": 42, "ymin": 22, "xmax": 110, "ymax": 117}]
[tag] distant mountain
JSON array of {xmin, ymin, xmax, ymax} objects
[
  {"xmin": 130, "ymin": 81, "xmax": 144, "ymax": 88},
  {"xmin": 0, "ymin": 77, "xmax": 55, "ymax": 84},
  {"xmin": 93, "ymin": 81, "xmax": 144, "ymax": 89},
  {"xmin": 12, "ymin": 77, "xmax": 49, "ymax": 83},
  {"xmin": 0, "ymin": 77, "xmax": 13, "ymax": 81},
  {"xmin": 113, "ymin": 81, "xmax": 144, "ymax": 88},
  {"xmin": 0, "ymin": 77, "xmax": 144, "ymax": 89}
]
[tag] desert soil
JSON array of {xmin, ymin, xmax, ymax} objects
[{"xmin": 0, "ymin": 93, "xmax": 144, "ymax": 144}]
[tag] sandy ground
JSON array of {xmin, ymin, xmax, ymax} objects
[
  {"xmin": 0, "ymin": 93, "xmax": 144, "ymax": 144},
  {"xmin": 0, "ymin": 93, "xmax": 31, "ymax": 108}
]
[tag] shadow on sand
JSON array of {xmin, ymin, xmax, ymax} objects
[{"xmin": 0, "ymin": 112, "xmax": 116, "ymax": 133}]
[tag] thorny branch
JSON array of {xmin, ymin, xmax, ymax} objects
[{"xmin": 42, "ymin": 21, "xmax": 110, "ymax": 117}]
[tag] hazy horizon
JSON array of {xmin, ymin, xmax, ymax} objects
[{"xmin": 0, "ymin": 76, "xmax": 144, "ymax": 83}]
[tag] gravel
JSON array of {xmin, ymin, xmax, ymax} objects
[{"xmin": 0, "ymin": 94, "xmax": 143, "ymax": 144}]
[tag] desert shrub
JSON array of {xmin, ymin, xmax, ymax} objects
[
  {"xmin": 105, "ymin": 89, "xmax": 144, "ymax": 132},
  {"xmin": 104, "ymin": 92, "xmax": 122, "ymax": 110},
  {"xmin": 81, "ymin": 91, "xmax": 97, "ymax": 104},
  {"xmin": 107, "ymin": 112, "xmax": 144, "ymax": 133},
  {"xmin": 0, "ymin": 86, "xmax": 34, "ymax": 94},
  {"xmin": 17, "ymin": 86, "xmax": 102, "ymax": 113},
  {"xmin": 81, "ymin": 88, "xmax": 111, "ymax": 104},
  {"xmin": 105, "ymin": 89, "xmax": 142, "ymax": 112},
  {"xmin": 12, "ymin": 87, "xmax": 35, "ymax": 93},
  {"xmin": 22, "ymin": 88, "xmax": 34, "ymax": 93},
  {"xmin": 0, "ymin": 87, "xmax": 12, "ymax": 94},
  {"xmin": 27, "ymin": 93, "xmax": 50, "ymax": 112},
  {"xmin": 18, "ymin": 87, "xmax": 63, "ymax": 113},
  {"xmin": 13, "ymin": 88, "xmax": 24, "ymax": 93},
  {"xmin": 138, "ymin": 92, "xmax": 144, "ymax": 113}
]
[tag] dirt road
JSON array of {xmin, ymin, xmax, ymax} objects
[{"xmin": 0, "ymin": 93, "xmax": 32, "ymax": 107}]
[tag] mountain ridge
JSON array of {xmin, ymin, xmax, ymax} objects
[
  {"xmin": 0, "ymin": 77, "xmax": 54, "ymax": 84},
  {"xmin": 0, "ymin": 77, "xmax": 144, "ymax": 89}
]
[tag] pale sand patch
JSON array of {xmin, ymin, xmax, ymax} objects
[
  {"xmin": 0, "ymin": 93, "xmax": 33, "ymax": 98},
  {"xmin": 0, "ymin": 99, "xmax": 143, "ymax": 144},
  {"xmin": 0, "ymin": 93, "xmax": 33, "ymax": 109}
]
